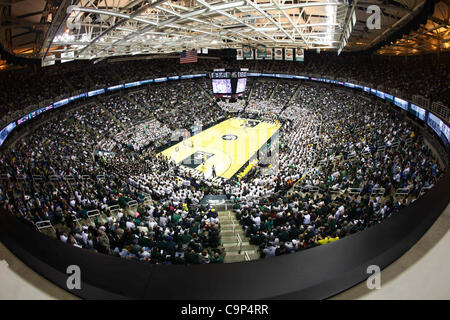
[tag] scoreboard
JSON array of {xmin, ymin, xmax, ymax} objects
[
  {"xmin": 210, "ymin": 71, "xmax": 247, "ymax": 79},
  {"xmin": 209, "ymin": 69, "xmax": 247, "ymax": 97}
]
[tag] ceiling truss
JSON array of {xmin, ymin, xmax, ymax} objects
[
  {"xmin": 1, "ymin": 0, "xmax": 447, "ymax": 67},
  {"xmin": 38, "ymin": 0, "xmax": 351, "ymax": 60}
]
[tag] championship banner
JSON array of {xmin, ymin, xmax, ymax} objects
[
  {"xmin": 61, "ymin": 51, "xmax": 74, "ymax": 64},
  {"xmin": 236, "ymin": 48, "xmax": 243, "ymax": 60},
  {"xmin": 265, "ymin": 47, "xmax": 273, "ymax": 60},
  {"xmin": 285, "ymin": 48, "xmax": 293, "ymax": 61},
  {"xmin": 246, "ymin": 48, "xmax": 254, "ymax": 60},
  {"xmin": 256, "ymin": 44, "xmax": 267, "ymax": 59},
  {"xmin": 42, "ymin": 55, "xmax": 55, "ymax": 67},
  {"xmin": 295, "ymin": 48, "xmax": 304, "ymax": 62},
  {"xmin": 242, "ymin": 45, "xmax": 252, "ymax": 59},
  {"xmin": 274, "ymin": 48, "xmax": 283, "ymax": 60}
]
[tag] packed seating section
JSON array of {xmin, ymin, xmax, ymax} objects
[{"xmin": 0, "ymin": 57, "xmax": 446, "ymax": 263}]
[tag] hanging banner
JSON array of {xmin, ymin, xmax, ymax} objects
[
  {"xmin": 42, "ymin": 55, "xmax": 55, "ymax": 67},
  {"xmin": 247, "ymin": 48, "xmax": 254, "ymax": 60},
  {"xmin": 236, "ymin": 48, "xmax": 243, "ymax": 60},
  {"xmin": 274, "ymin": 48, "xmax": 283, "ymax": 60},
  {"xmin": 256, "ymin": 44, "xmax": 267, "ymax": 59},
  {"xmin": 285, "ymin": 48, "xmax": 293, "ymax": 61},
  {"xmin": 242, "ymin": 45, "xmax": 252, "ymax": 59},
  {"xmin": 265, "ymin": 47, "xmax": 273, "ymax": 60},
  {"xmin": 61, "ymin": 51, "xmax": 74, "ymax": 63},
  {"xmin": 295, "ymin": 48, "xmax": 304, "ymax": 62}
]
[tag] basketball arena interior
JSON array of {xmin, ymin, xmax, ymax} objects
[{"xmin": 0, "ymin": 0, "xmax": 449, "ymax": 302}]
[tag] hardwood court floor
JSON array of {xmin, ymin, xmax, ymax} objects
[{"xmin": 159, "ymin": 118, "xmax": 280, "ymax": 179}]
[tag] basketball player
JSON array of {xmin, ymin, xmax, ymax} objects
[
  {"xmin": 244, "ymin": 119, "xmax": 249, "ymax": 133},
  {"xmin": 201, "ymin": 163, "xmax": 205, "ymax": 177}
]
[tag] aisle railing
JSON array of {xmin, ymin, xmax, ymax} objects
[{"xmin": 236, "ymin": 233, "xmax": 243, "ymax": 254}]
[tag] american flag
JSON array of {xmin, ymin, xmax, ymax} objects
[{"xmin": 180, "ymin": 49, "xmax": 198, "ymax": 64}]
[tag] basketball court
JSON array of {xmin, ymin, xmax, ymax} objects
[{"xmin": 159, "ymin": 118, "xmax": 281, "ymax": 179}]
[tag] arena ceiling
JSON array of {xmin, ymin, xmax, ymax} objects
[
  {"xmin": 0, "ymin": 0, "xmax": 448, "ymax": 63},
  {"xmin": 376, "ymin": 0, "xmax": 450, "ymax": 55}
]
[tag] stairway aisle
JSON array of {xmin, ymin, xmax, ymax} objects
[
  {"xmin": 97, "ymin": 101, "xmax": 127, "ymax": 130},
  {"xmin": 124, "ymin": 94, "xmax": 152, "ymax": 117},
  {"xmin": 218, "ymin": 211, "xmax": 260, "ymax": 263},
  {"xmin": 195, "ymin": 82, "xmax": 214, "ymax": 103}
]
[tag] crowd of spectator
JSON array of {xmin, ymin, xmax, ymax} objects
[
  {"xmin": 0, "ymin": 79, "xmax": 229, "ymax": 264},
  {"xmin": 0, "ymin": 60, "xmax": 446, "ymax": 264},
  {"xmin": 231, "ymin": 82, "xmax": 443, "ymax": 258},
  {"xmin": 1, "ymin": 54, "xmax": 447, "ymax": 126}
]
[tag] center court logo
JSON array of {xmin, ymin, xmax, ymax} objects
[{"xmin": 222, "ymin": 134, "xmax": 238, "ymax": 141}]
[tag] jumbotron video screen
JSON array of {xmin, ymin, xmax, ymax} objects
[
  {"xmin": 209, "ymin": 70, "xmax": 247, "ymax": 97},
  {"xmin": 212, "ymin": 79, "xmax": 232, "ymax": 94}
]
